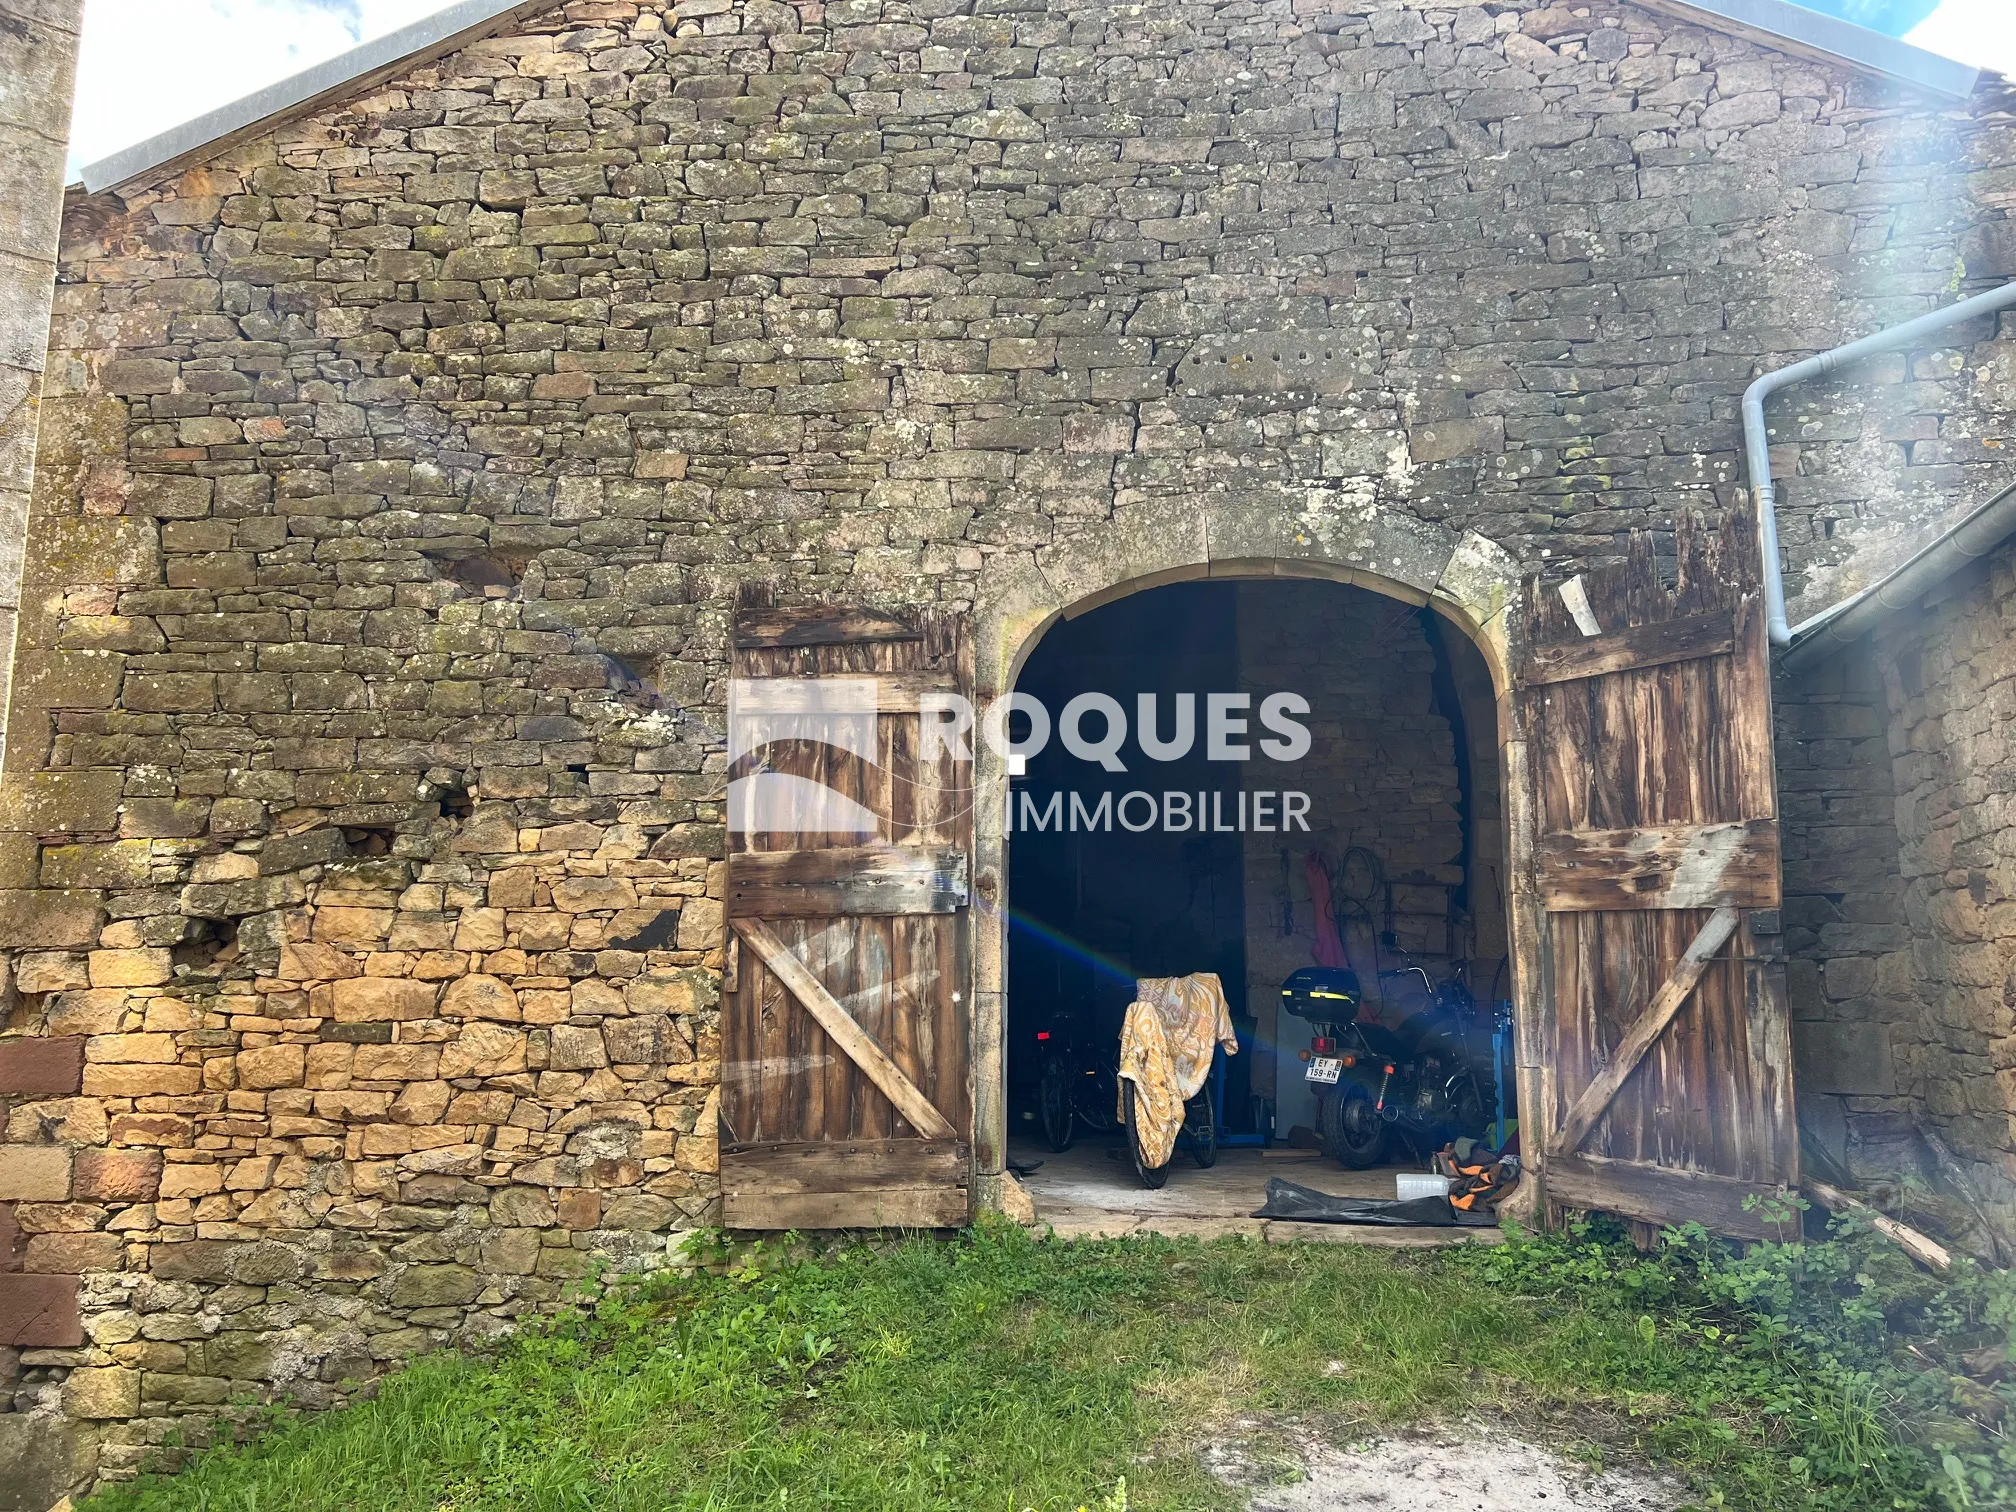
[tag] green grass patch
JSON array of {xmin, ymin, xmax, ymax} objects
[{"xmin": 84, "ymin": 1216, "xmax": 2011, "ymax": 1512}]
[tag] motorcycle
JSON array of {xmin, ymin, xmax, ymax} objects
[
  {"xmin": 1278, "ymin": 960, "xmax": 1497, "ymax": 1169},
  {"xmin": 1034, "ymin": 1015, "xmax": 1220, "ymax": 1188}
]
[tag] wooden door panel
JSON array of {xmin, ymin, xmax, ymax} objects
[
  {"xmin": 1521, "ymin": 513, "xmax": 1797, "ymax": 1239},
  {"xmin": 720, "ymin": 599, "xmax": 973, "ymax": 1229}
]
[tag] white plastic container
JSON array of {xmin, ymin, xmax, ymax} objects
[{"xmin": 1395, "ymin": 1172, "xmax": 1452, "ymax": 1201}]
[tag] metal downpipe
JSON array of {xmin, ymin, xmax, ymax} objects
[{"xmin": 1742, "ymin": 280, "xmax": 2016, "ymax": 647}]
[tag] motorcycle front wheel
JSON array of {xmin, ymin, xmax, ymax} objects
[
  {"xmin": 1122, "ymin": 1081, "xmax": 1170, "ymax": 1189},
  {"xmin": 1037, "ymin": 1052, "xmax": 1076, "ymax": 1152},
  {"xmin": 1325, "ymin": 1085, "xmax": 1389, "ymax": 1169}
]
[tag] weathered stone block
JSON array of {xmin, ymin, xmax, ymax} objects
[
  {"xmin": 0, "ymin": 1146, "xmax": 71, "ymax": 1201},
  {"xmin": 389, "ymin": 1263, "xmax": 482, "ymax": 1307},
  {"xmin": 676, "ymin": 896, "xmax": 723, "ymax": 951},
  {"xmin": 0, "ymin": 771, "xmax": 124, "ymax": 835},
  {"xmin": 441, "ymin": 974, "xmax": 518, "ymax": 1022},
  {"xmin": 351, "ymin": 1043, "xmax": 442, "ymax": 1080},
  {"xmin": 24, "ymin": 1231, "xmax": 122, "ymax": 1273},
  {"xmin": 438, "ymin": 1022, "xmax": 527, "ymax": 1078},
  {"xmin": 237, "ymin": 1044, "xmax": 306, "ymax": 1090},
  {"xmin": 82, "ymin": 1063, "xmax": 200, "ymax": 1096},
  {"xmin": 73, "ymin": 1149, "xmax": 162, "ymax": 1203},
  {"xmin": 88, "ymin": 948, "xmax": 173, "ymax": 987},
  {"xmin": 13, "ymin": 951, "xmax": 88, "ymax": 994},
  {"xmin": 23, "ymin": 517, "xmax": 159, "ymax": 587},
  {"xmin": 0, "ymin": 1273, "xmax": 82, "ymax": 1347},
  {"xmin": 441, "ymin": 247, "xmax": 539, "ymax": 280},
  {"xmin": 0, "ymin": 1035, "xmax": 86, "ymax": 1096},
  {"xmin": 548, "ymin": 1024, "xmax": 607, "ymax": 1071},
  {"xmin": 13, "ymin": 651, "xmax": 125, "ymax": 711},
  {"xmin": 330, "ymin": 977, "xmax": 437, "ymax": 1022},
  {"xmin": 552, "ymin": 876, "xmax": 638, "ymax": 913},
  {"xmin": 39, "ymin": 841, "xmax": 151, "ymax": 890},
  {"xmin": 123, "ymin": 671, "xmax": 216, "ymax": 712},
  {"xmin": 64, "ymin": 1366, "xmax": 141, "ymax": 1418}
]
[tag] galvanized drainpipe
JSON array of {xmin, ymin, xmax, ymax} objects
[{"xmin": 1743, "ymin": 279, "xmax": 2016, "ymax": 648}]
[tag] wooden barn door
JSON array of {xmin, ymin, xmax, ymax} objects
[
  {"xmin": 1521, "ymin": 512, "xmax": 1798, "ymax": 1238},
  {"xmin": 720, "ymin": 599, "xmax": 974, "ymax": 1229}
]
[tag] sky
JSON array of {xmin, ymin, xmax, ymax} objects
[{"xmin": 62, "ymin": 0, "xmax": 2016, "ymax": 181}]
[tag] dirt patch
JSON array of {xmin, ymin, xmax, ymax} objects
[{"xmin": 1208, "ymin": 1425, "xmax": 1684, "ymax": 1511}]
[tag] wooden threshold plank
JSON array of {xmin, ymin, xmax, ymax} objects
[
  {"xmin": 724, "ymin": 1185, "xmax": 970, "ymax": 1230},
  {"xmin": 723, "ymin": 1140, "xmax": 969, "ymax": 1195},
  {"xmin": 1538, "ymin": 820, "xmax": 1779, "ymax": 911},
  {"xmin": 733, "ymin": 918, "xmax": 959, "ymax": 1141},
  {"xmin": 1523, "ymin": 609, "xmax": 1736, "ymax": 686},
  {"xmin": 728, "ymin": 846, "xmax": 970, "ymax": 916},
  {"xmin": 1551, "ymin": 905, "xmax": 1741, "ymax": 1156}
]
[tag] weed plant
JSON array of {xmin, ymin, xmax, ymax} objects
[{"xmin": 1451, "ymin": 1209, "xmax": 2016, "ymax": 1509}]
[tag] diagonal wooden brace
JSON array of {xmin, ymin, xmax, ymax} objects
[
  {"xmin": 733, "ymin": 918, "xmax": 957, "ymax": 1141},
  {"xmin": 1551, "ymin": 905, "xmax": 1741, "ymax": 1157}
]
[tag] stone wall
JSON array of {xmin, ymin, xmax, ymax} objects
[
  {"xmin": 8, "ymin": 0, "xmax": 2016, "ymax": 1494},
  {"xmin": 1778, "ymin": 542, "xmax": 2016, "ymax": 1255}
]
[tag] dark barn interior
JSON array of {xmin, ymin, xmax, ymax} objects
[{"xmin": 1005, "ymin": 577, "xmax": 1511, "ymax": 1214}]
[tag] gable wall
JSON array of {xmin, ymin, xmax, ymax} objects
[{"xmin": 5, "ymin": 0, "xmax": 2016, "ymax": 1493}]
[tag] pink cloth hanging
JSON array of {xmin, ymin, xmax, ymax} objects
[{"xmin": 1305, "ymin": 851, "xmax": 1347, "ymax": 969}]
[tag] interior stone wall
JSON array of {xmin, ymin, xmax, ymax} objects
[
  {"xmin": 1235, "ymin": 579, "xmax": 1504, "ymax": 1131},
  {"xmin": 5, "ymin": 0, "xmax": 2016, "ymax": 1497}
]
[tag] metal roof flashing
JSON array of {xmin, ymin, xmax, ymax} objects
[
  {"xmin": 77, "ymin": 0, "xmax": 549, "ymax": 195},
  {"xmin": 1636, "ymin": 0, "xmax": 1982, "ymax": 99}
]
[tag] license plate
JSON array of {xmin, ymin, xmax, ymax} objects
[{"xmin": 1305, "ymin": 1056, "xmax": 1342, "ymax": 1084}]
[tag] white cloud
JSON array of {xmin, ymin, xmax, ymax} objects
[
  {"xmin": 67, "ymin": 0, "xmax": 452, "ymax": 180},
  {"xmin": 1907, "ymin": 0, "xmax": 2016, "ymax": 76}
]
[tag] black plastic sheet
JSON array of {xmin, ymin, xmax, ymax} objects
[{"xmin": 1252, "ymin": 1176, "xmax": 1499, "ymax": 1227}]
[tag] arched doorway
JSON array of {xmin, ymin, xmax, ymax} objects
[
  {"xmin": 957, "ymin": 498, "xmax": 1532, "ymax": 1222},
  {"xmin": 987, "ymin": 570, "xmax": 1514, "ymax": 1221}
]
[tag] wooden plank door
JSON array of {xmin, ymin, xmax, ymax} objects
[
  {"xmin": 1520, "ymin": 512, "xmax": 1798, "ymax": 1239},
  {"xmin": 720, "ymin": 596, "xmax": 974, "ymax": 1229}
]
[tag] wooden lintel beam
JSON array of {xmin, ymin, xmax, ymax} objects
[
  {"xmin": 732, "ymin": 918, "xmax": 958, "ymax": 1141},
  {"xmin": 1551, "ymin": 905, "xmax": 1741, "ymax": 1156}
]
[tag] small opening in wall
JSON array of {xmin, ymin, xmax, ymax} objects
[
  {"xmin": 175, "ymin": 917, "xmax": 239, "ymax": 975},
  {"xmin": 435, "ymin": 783, "xmax": 474, "ymax": 820},
  {"xmin": 341, "ymin": 825, "xmax": 398, "ymax": 856},
  {"xmin": 430, "ymin": 551, "xmax": 528, "ymax": 599}
]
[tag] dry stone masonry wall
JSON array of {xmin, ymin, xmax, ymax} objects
[{"xmin": 6, "ymin": 0, "xmax": 2016, "ymax": 1492}]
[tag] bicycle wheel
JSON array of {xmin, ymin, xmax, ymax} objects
[
  {"xmin": 1037, "ymin": 1052, "xmax": 1076, "ymax": 1152},
  {"xmin": 1186, "ymin": 1089, "xmax": 1218, "ymax": 1168},
  {"xmin": 1121, "ymin": 1080, "xmax": 1169, "ymax": 1189}
]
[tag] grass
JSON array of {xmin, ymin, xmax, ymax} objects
[{"xmin": 82, "ymin": 1215, "xmax": 1999, "ymax": 1512}]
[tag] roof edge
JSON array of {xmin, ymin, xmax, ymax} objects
[
  {"xmin": 78, "ymin": 0, "xmax": 553, "ymax": 196},
  {"xmin": 1632, "ymin": 0, "xmax": 1981, "ymax": 100},
  {"xmin": 74, "ymin": 0, "xmax": 1990, "ymax": 198}
]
